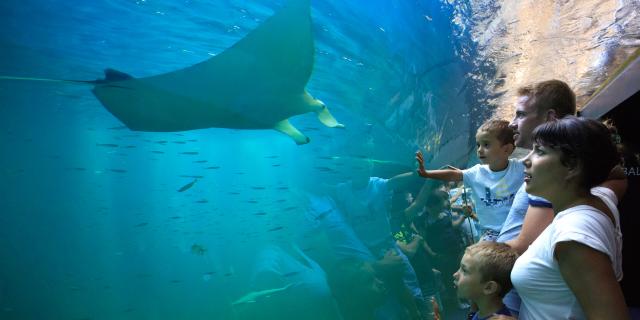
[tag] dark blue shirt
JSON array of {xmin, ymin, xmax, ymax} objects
[{"xmin": 469, "ymin": 304, "xmax": 512, "ymax": 320}]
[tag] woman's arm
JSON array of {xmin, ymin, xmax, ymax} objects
[{"xmin": 556, "ymin": 241, "xmax": 629, "ymax": 319}]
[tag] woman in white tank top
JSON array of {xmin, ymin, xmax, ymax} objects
[{"xmin": 495, "ymin": 116, "xmax": 629, "ymax": 320}]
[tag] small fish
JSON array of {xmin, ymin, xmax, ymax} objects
[
  {"xmin": 96, "ymin": 143, "xmax": 119, "ymax": 148},
  {"xmin": 177, "ymin": 178, "xmax": 198, "ymax": 192},
  {"xmin": 246, "ymin": 200, "xmax": 259, "ymax": 204},
  {"xmin": 314, "ymin": 208, "xmax": 332, "ymax": 221},
  {"xmin": 110, "ymin": 169, "xmax": 127, "ymax": 173},
  {"xmin": 251, "ymin": 186, "xmax": 266, "ymax": 190},
  {"xmin": 124, "ymin": 145, "xmax": 137, "ymax": 149},
  {"xmin": 180, "ymin": 175, "xmax": 204, "ymax": 178},
  {"xmin": 314, "ymin": 166, "xmax": 334, "ymax": 172},
  {"xmin": 169, "ymin": 216, "xmax": 182, "ymax": 219},
  {"xmin": 231, "ymin": 283, "xmax": 294, "ymax": 305},
  {"xmin": 282, "ymin": 206, "xmax": 298, "ymax": 211},
  {"xmin": 151, "ymin": 151, "xmax": 165, "ymax": 154},
  {"xmin": 205, "ymin": 166, "xmax": 220, "ymax": 169},
  {"xmin": 271, "ymin": 164, "xmax": 281, "ymax": 167},
  {"xmin": 267, "ymin": 226, "xmax": 284, "ymax": 232},
  {"xmin": 275, "ymin": 199, "xmax": 287, "ymax": 203},
  {"xmin": 108, "ymin": 125, "xmax": 128, "ymax": 130},
  {"xmin": 282, "ymin": 271, "xmax": 300, "ymax": 278},
  {"xmin": 253, "ymin": 212, "xmax": 267, "ymax": 216},
  {"xmin": 134, "ymin": 222, "xmax": 149, "ymax": 227},
  {"xmin": 194, "ymin": 160, "xmax": 208, "ymax": 163},
  {"xmin": 155, "ymin": 140, "xmax": 168, "ymax": 144},
  {"xmin": 191, "ymin": 244, "xmax": 207, "ymax": 255},
  {"xmin": 180, "ymin": 151, "xmax": 199, "ymax": 155},
  {"xmin": 195, "ymin": 199, "xmax": 209, "ymax": 204},
  {"xmin": 264, "ymin": 155, "xmax": 279, "ymax": 159},
  {"xmin": 276, "ymin": 186, "xmax": 289, "ymax": 190},
  {"xmin": 172, "ymin": 141, "xmax": 186, "ymax": 144},
  {"xmin": 70, "ymin": 167, "xmax": 86, "ymax": 171},
  {"xmin": 228, "ymin": 192, "xmax": 241, "ymax": 195}
]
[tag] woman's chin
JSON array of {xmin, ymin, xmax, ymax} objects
[{"xmin": 524, "ymin": 182, "xmax": 536, "ymax": 195}]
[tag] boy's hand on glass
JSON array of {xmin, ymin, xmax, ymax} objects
[{"xmin": 415, "ymin": 151, "xmax": 429, "ymax": 178}]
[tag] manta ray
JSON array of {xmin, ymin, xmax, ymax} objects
[{"xmin": 0, "ymin": 0, "xmax": 343, "ymax": 144}]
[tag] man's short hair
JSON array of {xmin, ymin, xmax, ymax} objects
[
  {"xmin": 517, "ymin": 79, "xmax": 576, "ymax": 118},
  {"xmin": 477, "ymin": 119, "xmax": 515, "ymax": 146},
  {"xmin": 465, "ymin": 241, "xmax": 519, "ymax": 298}
]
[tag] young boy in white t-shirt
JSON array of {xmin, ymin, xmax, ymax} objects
[{"xmin": 416, "ymin": 119, "xmax": 525, "ymax": 241}]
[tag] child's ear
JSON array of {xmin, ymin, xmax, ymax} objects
[
  {"xmin": 483, "ymin": 280, "xmax": 500, "ymax": 296},
  {"xmin": 502, "ymin": 143, "xmax": 515, "ymax": 156}
]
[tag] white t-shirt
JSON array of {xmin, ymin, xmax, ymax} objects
[
  {"xmin": 462, "ymin": 158, "xmax": 525, "ymax": 232},
  {"xmin": 511, "ymin": 187, "xmax": 623, "ymax": 320}
]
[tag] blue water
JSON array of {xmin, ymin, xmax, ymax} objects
[{"xmin": 0, "ymin": 0, "xmax": 485, "ymax": 319}]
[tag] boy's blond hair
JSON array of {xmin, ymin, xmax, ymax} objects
[
  {"xmin": 477, "ymin": 119, "xmax": 515, "ymax": 147},
  {"xmin": 465, "ymin": 241, "xmax": 518, "ymax": 297}
]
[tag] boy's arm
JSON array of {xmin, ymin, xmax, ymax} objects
[
  {"xmin": 415, "ymin": 151, "xmax": 463, "ymax": 181},
  {"xmin": 449, "ymin": 190, "xmax": 462, "ymax": 203},
  {"xmin": 404, "ymin": 181, "xmax": 431, "ymax": 221},
  {"xmin": 451, "ymin": 212, "xmax": 466, "ymax": 228},
  {"xmin": 396, "ymin": 235, "xmax": 422, "ymax": 258},
  {"xmin": 387, "ymin": 171, "xmax": 420, "ymax": 191}
]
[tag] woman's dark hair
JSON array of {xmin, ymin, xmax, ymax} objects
[{"xmin": 533, "ymin": 116, "xmax": 620, "ymax": 189}]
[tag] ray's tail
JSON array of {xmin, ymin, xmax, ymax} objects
[
  {"xmin": 0, "ymin": 69, "xmax": 132, "ymax": 85},
  {"xmin": 0, "ymin": 75, "xmax": 95, "ymax": 85}
]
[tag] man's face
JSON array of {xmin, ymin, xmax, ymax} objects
[{"xmin": 509, "ymin": 96, "xmax": 547, "ymax": 149}]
